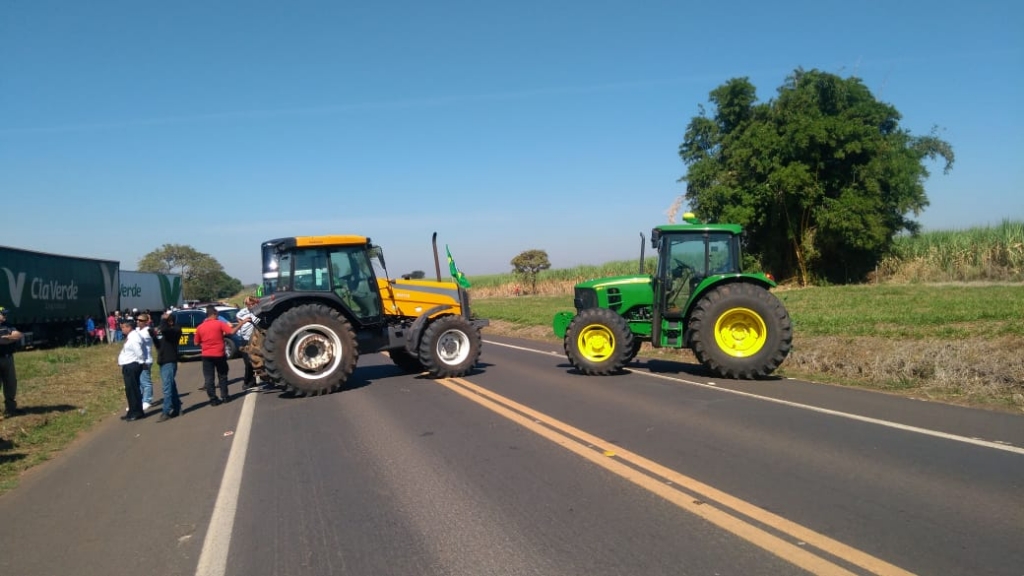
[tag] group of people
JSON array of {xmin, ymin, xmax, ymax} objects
[
  {"xmin": 116, "ymin": 301, "xmax": 258, "ymax": 423},
  {"xmin": 0, "ymin": 298, "xmax": 265, "ymax": 428},
  {"xmin": 101, "ymin": 308, "xmax": 158, "ymax": 345}
]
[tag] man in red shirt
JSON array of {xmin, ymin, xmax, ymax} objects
[{"xmin": 193, "ymin": 305, "xmax": 249, "ymax": 405}]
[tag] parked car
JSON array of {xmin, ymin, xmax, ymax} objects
[{"xmin": 166, "ymin": 308, "xmax": 243, "ymax": 359}]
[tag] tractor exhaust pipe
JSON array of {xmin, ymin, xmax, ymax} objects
[
  {"xmin": 639, "ymin": 232, "xmax": 646, "ymax": 274},
  {"xmin": 432, "ymin": 232, "xmax": 442, "ymax": 282}
]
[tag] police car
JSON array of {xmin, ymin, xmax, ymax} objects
[{"xmin": 168, "ymin": 307, "xmax": 244, "ymax": 359}]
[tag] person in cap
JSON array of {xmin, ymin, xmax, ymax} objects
[
  {"xmin": 236, "ymin": 296, "xmax": 262, "ymax": 390},
  {"xmin": 0, "ymin": 307, "xmax": 25, "ymax": 417},
  {"xmin": 135, "ymin": 313, "xmax": 157, "ymax": 411}
]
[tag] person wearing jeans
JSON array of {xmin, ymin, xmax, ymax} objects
[
  {"xmin": 135, "ymin": 313, "xmax": 156, "ymax": 410},
  {"xmin": 155, "ymin": 312, "xmax": 183, "ymax": 422}
]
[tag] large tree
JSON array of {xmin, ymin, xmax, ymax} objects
[
  {"xmin": 137, "ymin": 244, "xmax": 242, "ymax": 301},
  {"xmin": 677, "ymin": 68, "xmax": 954, "ymax": 285},
  {"xmin": 510, "ymin": 249, "xmax": 551, "ymax": 294}
]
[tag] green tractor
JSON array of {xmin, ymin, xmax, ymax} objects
[{"xmin": 552, "ymin": 213, "xmax": 792, "ymax": 379}]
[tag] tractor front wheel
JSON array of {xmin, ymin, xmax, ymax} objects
[
  {"xmin": 262, "ymin": 303, "xmax": 358, "ymax": 396},
  {"xmin": 689, "ymin": 283, "xmax": 792, "ymax": 379},
  {"xmin": 564, "ymin": 308, "xmax": 634, "ymax": 375},
  {"xmin": 419, "ymin": 315, "xmax": 483, "ymax": 378}
]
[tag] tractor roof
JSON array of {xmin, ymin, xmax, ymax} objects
[
  {"xmin": 652, "ymin": 223, "xmax": 743, "ymax": 235},
  {"xmin": 263, "ymin": 235, "xmax": 371, "ymax": 250}
]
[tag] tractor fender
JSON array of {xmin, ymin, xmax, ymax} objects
[
  {"xmin": 552, "ymin": 310, "xmax": 574, "ymax": 339},
  {"xmin": 404, "ymin": 304, "xmax": 454, "ymax": 355},
  {"xmin": 687, "ymin": 274, "xmax": 777, "ymax": 318}
]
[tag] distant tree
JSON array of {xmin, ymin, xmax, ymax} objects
[
  {"xmin": 677, "ymin": 68, "xmax": 954, "ymax": 285},
  {"xmin": 510, "ymin": 249, "xmax": 551, "ymax": 294},
  {"xmin": 406, "ymin": 270, "xmax": 426, "ymax": 279},
  {"xmin": 137, "ymin": 244, "xmax": 242, "ymax": 301}
]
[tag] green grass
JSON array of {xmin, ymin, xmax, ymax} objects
[{"xmin": 773, "ymin": 284, "xmax": 1024, "ymax": 339}]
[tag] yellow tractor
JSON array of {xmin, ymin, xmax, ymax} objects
[{"xmin": 247, "ymin": 234, "xmax": 487, "ymax": 396}]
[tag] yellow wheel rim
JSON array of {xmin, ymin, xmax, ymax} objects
[
  {"xmin": 577, "ymin": 324, "xmax": 616, "ymax": 362},
  {"xmin": 713, "ymin": 307, "xmax": 767, "ymax": 358}
]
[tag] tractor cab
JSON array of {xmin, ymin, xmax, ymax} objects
[
  {"xmin": 651, "ymin": 219, "xmax": 743, "ymax": 319},
  {"xmin": 259, "ymin": 236, "xmax": 385, "ymax": 323}
]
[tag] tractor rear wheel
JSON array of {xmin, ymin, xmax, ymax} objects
[
  {"xmin": 625, "ymin": 339, "xmax": 643, "ymax": 364},
  {"xmin": 689, "ymin": 283, "xmax": 792, "ymax": 379},
  {"xmin": 419, "ymin": 315, "xmax": 482, "ymax": 378},
  {"xmin": 263, "ymin": 303, "xmax": 358, "ymax": 396},
  {"xmin": 564, "ymin": 307, "xmax": 634, "ymax": 375},
  {"xmin": 390, "ymin": 349, "xmax": 425, "ymax": 374}
]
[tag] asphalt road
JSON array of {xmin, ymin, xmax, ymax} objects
[{"xmin": 0, "ymin": 335, "xmax": 1021, "ymax": 576}]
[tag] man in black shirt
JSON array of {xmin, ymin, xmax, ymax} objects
[
  {"xmin": 0, "ymin": 307, "xmax": 25, "ymax": 417},
  {"xmin": 155, "ymin": 312, "xmax": 183, "ymax": 422}
]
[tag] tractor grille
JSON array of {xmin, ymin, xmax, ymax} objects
[
  {"xmin": 606, "ymin": 288, "xmax": 622, "ymax": 311},
  {"xmin": 574, "ymin": 287, "xmax": 597, "ymax": 310}
]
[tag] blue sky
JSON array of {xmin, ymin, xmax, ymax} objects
[{"xmin": 2, "ymin": 0, "xmax": 1021, "ymax": 285}]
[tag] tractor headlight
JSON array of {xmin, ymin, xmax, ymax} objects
[{"xmin": 574, "ymin": 288, "xmax": 597, "ymax": 310}]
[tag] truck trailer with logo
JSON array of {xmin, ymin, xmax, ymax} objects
[
  {"xmin": 0, "ymin": 245, "xmax": 120, "ymax": 347},
  {"xmin": 119, "ymin": 270, "xmax": 184, "ymax": 314}
]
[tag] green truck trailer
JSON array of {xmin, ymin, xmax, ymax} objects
[{"xmin": 0, "ymin": 245, "xmax": 121, "ymax": 346}]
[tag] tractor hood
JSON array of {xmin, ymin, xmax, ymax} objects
[
  {"xmin": 574, "ymin": 274, "xmax": 653, "ymax": 290},
  {"xmin": 572, "ymin": 274, "xmax": 654, "ymax": 312}
]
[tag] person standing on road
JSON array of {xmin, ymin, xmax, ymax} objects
[
  {"xmin": 154, "ymin": 312, "xmax": 183, "ymax": 422},
  {"xmin": 193, "ymin": 305, "xmax": 246, "ymax": 405},
  {"xmin": 236, "ymin": 296, "xmax": 261, "ymax": 390},
  {"xmin": 0, "ymin": 307, "xmax": 25, "ymax": 417},
  {"xmin": 135, "ymin": 313, "xmax": 156, "ymax": 411},
  {"xmin": 117, "ymin": 318, "xmax": 146, "ymax": 421}
]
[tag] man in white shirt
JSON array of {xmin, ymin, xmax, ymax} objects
[
  {"xmin": 236, "ymin": 297, "xmax": 260, "ymax": 390},
  {"xmin": 135, "ymin": 313, "xmax": 156, "ymax": 410},
  {"xmin": 117, "ymin": 319, "xmax": 147, "ymax": 421}
]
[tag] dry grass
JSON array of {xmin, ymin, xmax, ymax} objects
[
  {"xmin": 483, "ymin": 319, "xmax": 1024, "ymax": 412},
  {"xmin": 779, "ymin": 335, "xmax": 1024, "ymax": 410}
]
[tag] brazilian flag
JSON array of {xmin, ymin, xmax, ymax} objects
[{"xmin": 446, "ymin": 245, "xmax": 472, "ymax": 289}]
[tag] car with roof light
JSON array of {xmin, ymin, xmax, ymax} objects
[{"xmin": 166, "ymin": 307, "xmax": 243, "ymax": 359}]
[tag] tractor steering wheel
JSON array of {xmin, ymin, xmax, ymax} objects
[{"xmin": 671, "ymin": 258, "xmax": 694, "ymax": 278}]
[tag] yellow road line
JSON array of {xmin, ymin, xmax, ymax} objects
[{"xmin": 441, "ymin": 377, "xmax": 915, "ymax": 576}]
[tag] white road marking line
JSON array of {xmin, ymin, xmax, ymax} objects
[
  {"xmin": 195, "ymin": 393, "xmax": 257, "ymax": 576},
  {"xmin": 485, "ymin": 339, "xmax": 1024, "ymax": 456}
]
